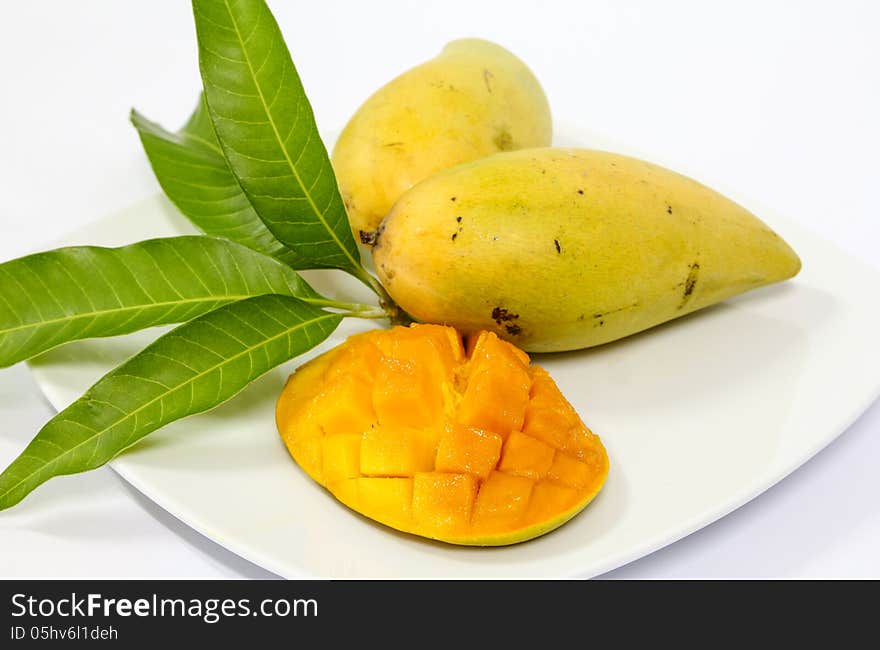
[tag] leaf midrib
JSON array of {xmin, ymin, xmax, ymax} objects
[
  {"xmin": 0, "ymin": 295, "xmax": 255, "ymax": 336},
  {"xmin": 220, "ymin": 0, "xmax": 360, "ymax": 272},
  {"xmin": 0, "ymin": 310, "xmax": 340, "ymax": 501}
]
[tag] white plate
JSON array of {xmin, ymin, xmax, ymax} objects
[{"xmin": 26, "ymin": 127, "xmax": 880, "ymax": 578}]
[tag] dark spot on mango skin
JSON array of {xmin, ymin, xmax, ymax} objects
[
  {"xmin": 450, "ymin": 196, "xmax": 457, "ymax": 202},
  {"xmin": 577, "ymin": 189, "xmax": 584, "ymax": 195},
  {"xmin": 383, "ymin": 142, "xmax": 404, "ymax": 147},
  {"xmin": 380, "ymin": 263, "xmax": 395, "ymax": 280},
  {"xmin": 677, "ymin": 262, "xmax": 700, "ymax": 309},
  {"xmin": 592, "ymin": 302, "xmax": 641, "ymax": 320},
  {"xmin": 683, "ymin": 265, "xmax": 699, "ymax": 296},
  {"xmin": 494, "ymin": 127, "xmax": 514, "ymax": 151},
  {"xmin": 451, "ymin": 216, "xmax": 463, "ymax": 241},
  {"xmin": 492, "ymin": 307, "xmax": 519, "ymax": 325},
  {"xmin": 505, "ymin": 324, "xmax": 522, "ymax": 336},
  {"xmin": 667, "ymin": 205, "xmax": 673, "ymax": 215},
  {"xmin": 359, "ymin": 230, "xmax": 378, "ymax": 246},
  {"xmin": 554, "ymin": 239, "xmax": 561, "ymax": 254}
]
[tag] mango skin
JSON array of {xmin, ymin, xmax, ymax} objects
[
  {"xmin": 332, "ymin": 38, "xmax": 552, "ymax": 240},
  {"xmin": 373, "ymin": 148, "xmax": 802, "ymax": 352}
]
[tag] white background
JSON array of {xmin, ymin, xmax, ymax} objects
[{"xmin": 0, "ymin": 0, "xmax": 878, "ymax": 578}]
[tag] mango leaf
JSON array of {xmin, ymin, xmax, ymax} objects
[
  {"xmin": 0, "ymin": 294, "xmax": 342, "ymax": 510},
  {"xmin": 131, "ymin": 95, "xmax": 298, "ymax": 265},
  {"xmin": 192, "ymin": 0, "xmax": 366, "ymax": 280},
  {"xmin": 180, "ymin": 91, "xmax": 220, "ymax": 145},
  {"xmin": 0, "ymin": 235, "xmax": 323, "ymax": 368}
]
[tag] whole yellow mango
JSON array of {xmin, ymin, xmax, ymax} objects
[
  {"xmin": 373, "ymin": 148, "xmax": 802, "ymax": 352},
  {"xmin": 332, "ymin": 38, "xmax": 552, "ymax": 241}
]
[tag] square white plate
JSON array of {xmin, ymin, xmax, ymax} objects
[{"xmin": 26, "ymin": 127, "xmax": 880, "ymax": 578}]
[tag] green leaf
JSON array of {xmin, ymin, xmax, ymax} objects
[
  {"xmin": 179, "ymin": 91, "xmax": 219, "ymax": 146},
  {"xmin": 0, "ymin": 294, "xmax": 342, "ymax": 510},
  {"xmin": 131, "ymin": 95, "xmax": 298, "ymax": 265},
  {"xmin": 192, "ymin": 0, "xmax": 365, "ymax": 279},
  {"xmin": 0, "ymin": 235, "xmax": 323, "ymax": 368}
]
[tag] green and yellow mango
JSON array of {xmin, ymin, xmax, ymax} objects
[{"xmin": 373, "ymin": 148, "xmax": 801, "ymax": 352}]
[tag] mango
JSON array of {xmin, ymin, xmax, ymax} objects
[
  {"xmin": 276, "ymin": 324, "xmax": 608, "ymax": 545},
  {"xmin": 332, "ymin": 39, "xmax": 552, "ymax": 241},
  {"xmin": 373, "ymin": 148, "xmax": 802, "ymax": 352}
]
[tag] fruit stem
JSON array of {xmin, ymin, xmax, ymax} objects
[{"xmin": 355, "ymin": 268, "xmax": 412, "ymax": 326}]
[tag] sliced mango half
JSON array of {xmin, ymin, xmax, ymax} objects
[{"xmin": 276, "ymin": 324, "xmax": 608, "ymax": 545}]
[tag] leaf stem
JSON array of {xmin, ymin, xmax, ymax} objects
[
  {"xmin": 339, "ymin": 307, "xmax": 389, "ymax": 320},
  {"xmin": 311, "ymin": 299, "xmax": 387, "ymax": 317}
]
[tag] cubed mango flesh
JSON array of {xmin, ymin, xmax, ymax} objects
[
  {"xmin": 435, "ymin": 424, "xmax": 503, "ymax": 480},
  {"xmin": 373, "ymin": 356, "xmax": 443, "ymax": 429},
  {"xmin": 456, "ymin": 331, "xmax": 531, "ymax": 435},
  {"xmin": 412, "ymin": 472, "xmax": 477, "ymax": 535},
  {"xmin": 361, "ymin": 424, "xmax": 437, "ymax": 476},
  {"xmin": 472, "ymin": 471, "xmax": 534, "ymax": 533},
  {"xmin": 498, "ymin": 430, "xmax": 556, "ymax": 479},
  {"xmin": 331, "ymin": 477, "xmax": 414, "ymax": 530},
  {"xmin": 321, "ymin": 434, "xmax": 362, "ymax": 483},
  {"xmin": 276, "ymin": 324, "xmax": 609, "ymax": 545},
  {"xmin": 315, "ymin": 373, "xmax": 376, "ymax": 436}
]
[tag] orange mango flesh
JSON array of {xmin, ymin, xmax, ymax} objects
[{"xmin": 276, "ymin": 324, "xmax": 608, "ymax": 545}]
